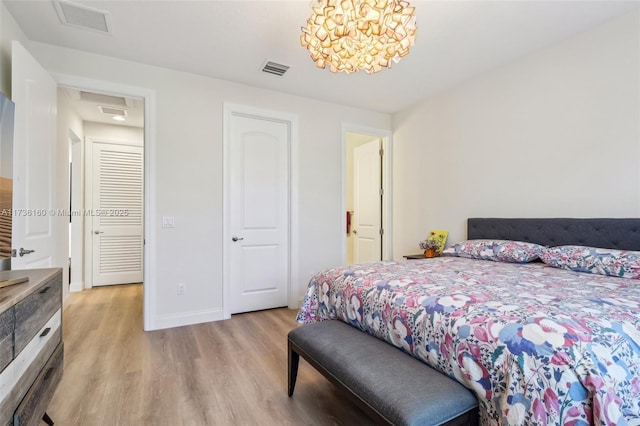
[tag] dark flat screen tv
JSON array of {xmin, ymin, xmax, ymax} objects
[{"xmin": 0, "ymin": 92, "xmax": 15, "ymax": 270}]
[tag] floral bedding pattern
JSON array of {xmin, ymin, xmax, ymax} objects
[
  {"xmin": 541, "ymin": 246, "xmax": 640, "ymax": 280},
  {"xmin": 442, "ymin": 239, "xmax": 544, "ymax": 263},
  {"xmin": 296, "ymin": 257, "xmax": 640, "ymax": 425}
]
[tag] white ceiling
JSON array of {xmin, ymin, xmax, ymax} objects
[{"xmin": 5, "ymin": 0, "xmax": 639, "ymax": 114}]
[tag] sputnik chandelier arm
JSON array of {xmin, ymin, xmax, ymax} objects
[{"xmin": 300, "ymin": 0, "xmax": 417, "ymax": 74}]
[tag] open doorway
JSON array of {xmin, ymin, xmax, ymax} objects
[
  {"xmin": 343, "ymin": 126, "xmax": 393, "ymax": 265},
  {"xmin": 60, "ymin": 87, "xmax": 145, "ymax": 290}
]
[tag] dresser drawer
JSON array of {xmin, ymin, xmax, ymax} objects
[
  {"xmin": 14, "ymin": 274, "xmax": 61, "ymax": 356},
  {"xmin": 13, "ymin": 310, "xmax": 61, "ymax": 386},
  {"xmin": 0, "ymin": 309, "xmax": 60, "ymax": 426},
  {"xmin": 0, "ymin": 357, "xmax": 14, "ymax": 419},
  {"xmin": 0, "ymin": 308, "xmax": 13, "ymax": 374},
  {"xmin": 13, "ymin": 342, "xmax": 63, "ymax": 426}
]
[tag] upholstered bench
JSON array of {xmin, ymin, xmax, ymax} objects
[{"xmin": 288, "ymin": 320, "xmax": 478, "ymax": 426}]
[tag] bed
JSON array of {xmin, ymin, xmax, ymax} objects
[{"xmin": 296, "ymin": 218, "xmax": 640, "ymax": 425}]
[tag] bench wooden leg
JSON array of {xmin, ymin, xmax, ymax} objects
[
  {"xmin": 42, "ymin": 412, "xmax": 54, "ymax": 426},
  {"xmin": 288, "ymin": 338, "xmax": 299, "ymax": 397}
]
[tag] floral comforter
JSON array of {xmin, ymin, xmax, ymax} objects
[{"xmin": 296, "ymin": 257, "xmax": 640, "ymax": 425}]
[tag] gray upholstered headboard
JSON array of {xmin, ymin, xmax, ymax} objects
[{"xmin": 467, "ymin": 218, "xmax": 640, "ymax": 251}]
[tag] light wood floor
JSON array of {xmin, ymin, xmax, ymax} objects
[{"xmin": 47, "ymin": 284, "xmax": 373, "ymax": 425}]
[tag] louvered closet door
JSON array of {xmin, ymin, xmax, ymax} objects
[{"xmin": 92, "ymin": 142, "xmax": 143, "ymax": 286}]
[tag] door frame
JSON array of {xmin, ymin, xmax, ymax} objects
[
  {"xmin": 69, "ymin": 129, "xmax": 83, "ymax": 293},
  {"xmin": 341, "ymin": 124, "xmax": 393, "ymax": 263},
  {"xmin": 222, "ymin": 103, "xmax": 299, "ymax": 319},
  {"xmin": 54, "ymin": 73, "xmax": 156, "ymax": 331},
  {"xmin": 84, "ymin": 138, "xmax": 144, "ymax": 289}
]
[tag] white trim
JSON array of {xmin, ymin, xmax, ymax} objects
[
  {"xmin": 69, "ymin": 129, "xmax": 84, "ymax": 293},
  {"xmin": 382, "ymin": 136, "xmax": 393, "ymax": 260},
  {"xmin": 222, "ymin": 103, "xmax": 299, "ymax": 319},
  {"xmin": 341, "ymin": 123, "xmax": 393, "ymax": 263},
  {"xmin": 86, "ymin": 137, "xmax": 143, "ymax": 148},
  {"xmin": 289, "ymin": 118, "xmax": 300, "ymax": 310},
  {"xmin": 68, "ymin": 283, "xmax": 83, "ymax": 292},
  {"xmin": 152, "ymin": 308, "xmax": 225, "ymax": 330},
  {"xmin": 83, "ymin": 136, "xmax": 93, "ymax": 289},
  {"xmin": 53, "ymin": 73, "xmax": 157, "ymax": 331}
]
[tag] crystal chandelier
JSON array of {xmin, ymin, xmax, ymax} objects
[{"xmin": 300, "ymin": 0, "xmax": 417, "ymax": 74}]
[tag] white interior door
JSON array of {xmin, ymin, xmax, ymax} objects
[
  {"xmin": 353, "ymin": 139, "xmax": 382, "ymax": 264},
  {"xmin": 11, "ymin": 41, "xmax": 58, "ymax": 270},
  {"xmin": 229, "ymin": 114, "xmax": 288, "ymax": 314},
  {"xmin": 91, "ymin": 142, "xmax": 143, "ymax": 286}
]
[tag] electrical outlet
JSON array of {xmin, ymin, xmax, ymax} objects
[{"xmin": 177, "ymin": 283, "xmax": 185, "ymax": 295}]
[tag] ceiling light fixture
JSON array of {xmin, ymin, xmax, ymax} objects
[
  {"xmin": 300, "ymin": 0, "xmax": 416, "ymax": 74},
  {"xmin": 112, "ymin": 116, "xmax": 125, "ymax": 121}
]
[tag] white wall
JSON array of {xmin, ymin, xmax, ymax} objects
[
  {"xmin": 83, "ymin": 122, "xmax": 144, "ymax": 145},
  {"xmin": 25, "ymin": 41, "xmax": 390, "ymax": 328},
  {"xmin": 392, "ymin": 10, "xmax": 640, "ymax": 257}
]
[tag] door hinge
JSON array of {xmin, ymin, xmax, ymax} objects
[
  {"xmin": 379, "ymin": 148, "xmax": 384, "ymax": 156},
  {"xmin": 379, "ymin": 228, "xmax": 384, "ymax": 236},
  {"xmin": 379, "ymin": 188, "xmax": 384, "ymax": 196}
]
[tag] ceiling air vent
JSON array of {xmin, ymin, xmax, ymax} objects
[
  {"xmin": 261, "ymin": 61, "xmax": 290, "ymax": 77},
  {"xmin": 99, "ymin": 106, "xmax": 127, "ymax": 117},
  {"xmin": 53, "ymin": 0, "xmax": 111, "ymax": 34},
  {"xmin": 81, "ymin": 91, "xmax": 127, "ymax": 107}
]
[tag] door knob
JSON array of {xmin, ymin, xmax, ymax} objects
[
  {"xmin": 19, "ymin": 248, "xmax": 35, "ymax": 257},
  {"xmin": 94, "ymin": 230, "xmax": 104, "ymax": 234},
  {"xmin": 232, "ymin": 236, "xmax": 244, "ymax": 242},
  {"xmin": 353, "ymin": 229, "xmax": 358, "ymax": 235}
]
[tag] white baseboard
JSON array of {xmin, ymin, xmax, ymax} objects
[
  {"xmin": 288, "ymin": 296, "xmax": 305, "ymax": 310},
  {"xmin": 69, "ymin": 281, "xmax": 83, "ymax": 292},
  {"xmin": 150, "ymin": 308, "xmax": 225, "ymax": 330}
]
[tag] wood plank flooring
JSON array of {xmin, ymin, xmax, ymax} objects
[{"xmin": 47, "ymin": 284, "xmax": 373, "ymax": 425}]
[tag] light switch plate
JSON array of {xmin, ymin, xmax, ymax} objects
[{"xmin": 162, "ymin": 216, "xmax": 175, "ymax": 228}]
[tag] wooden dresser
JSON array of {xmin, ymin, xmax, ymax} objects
[{"xmin": 0, "ymin": 268, "xmax": 63, "ymax": 426}]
